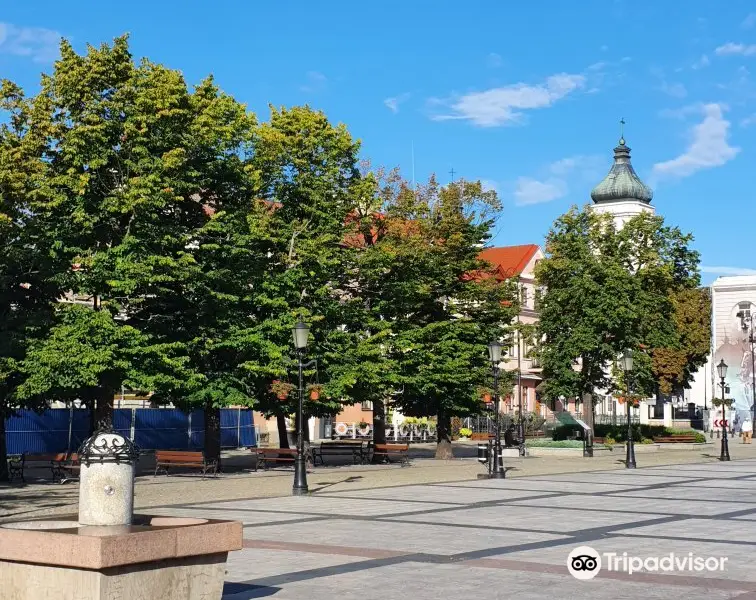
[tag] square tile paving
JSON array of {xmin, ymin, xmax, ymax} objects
[{"xmin": 153, "ymin": 458, "xmax": 756, "ymax": 599}]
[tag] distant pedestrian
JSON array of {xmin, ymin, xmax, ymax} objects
[{"xmin": 743, "ymin": 418, "xmax": 753, "ymax": 444}]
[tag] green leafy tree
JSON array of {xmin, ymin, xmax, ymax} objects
[
  {"xmin": 7, "ymin": 36, "xmax": 257, "ymax": 446},
  {"xmin": 385, "ymin": 177, "xmax": 517, "ymax": 459},
  {"xmin": 0, "ymin": 82, "xmax": 62, "ymax": 479},
  {"xmin": 235, "ymin": 105, "xmax": 362, "ymax": 447},
  {"xmin": 536, "ymin": 207, "xmax": 702, "ymax": 431}
]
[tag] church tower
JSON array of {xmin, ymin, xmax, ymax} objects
[{"xmin": 590, "ymin": 126, "xmax": 654, "ymax": 228}]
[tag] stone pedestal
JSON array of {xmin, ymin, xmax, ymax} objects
[
  {"xmin": 0, "ymin": 516, "xmax": 242, "ymax": 600},
  {"xmin": 1, "ymin": 553, "xmax": 228, "ymax": 600}
]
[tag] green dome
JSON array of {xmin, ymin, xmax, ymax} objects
[{"xmin": 590, "ymin": 139, "xmax": 653, "ymax": 204}]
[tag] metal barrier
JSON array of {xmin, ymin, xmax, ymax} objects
[{"xmin": 5, "ymin": 408, "xmax": 256, "ymax": 454}]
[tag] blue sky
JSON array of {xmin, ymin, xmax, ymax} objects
[{"xmin": 2, "ymin": 1, "xmax": 755, "ymax": 283}]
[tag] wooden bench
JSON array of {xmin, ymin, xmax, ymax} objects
[
  {"xmin": 652, "ymin": 435, "xmax": 699, "ymax": 443},
  {"xmin": 253, "ymin": 447, "xmax": 313, "ymax": 471},
  {"xmin": 471, "ymin": 432, "xmax": 492, "ymax": 441},
  {"xmin": 370, "ymin": 443, "xmax": 410, "ymax": 466},
  {"xmin": 312, "ymin": 441, "xmax": 367, "ymax": 466},
  {"xmin": 593, "ymin": 437, "xmax": 606, "ymax": 445},
  {"xmin": 154, "ymin": 450, "xmax": 218, "ymax": 477},
  {"xmin": 13, "ymin": 453, "xmax": 74, "ymax": 483},
  {"xmin": 58, "ymin": 453, "xmax": 80, "ymax": 483}
]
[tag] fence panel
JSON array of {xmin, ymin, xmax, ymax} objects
[
  {"xmin": 5, "ymin": 407, "xmax": 256, "ymax": 454},
  {"xmin": 133, "ymin": 409, "xmax": 189, "ymax": 450},
  {"xmin": 6, "ymin": 409, "xmax": 68, "ymax": 454},
  {"xmin": 112, "ymin": 409, "xmax": 132, "ymax": 442}
]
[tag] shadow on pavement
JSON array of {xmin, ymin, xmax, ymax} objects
[
  {"xmin": 223, "ymin": 582, "xmax": 280, "ymax": 598},
  {"xmin": 309, "ymin": 475, "xmax": 363, "ymax": 493}
]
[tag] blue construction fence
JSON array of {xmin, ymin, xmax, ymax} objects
[{"xmin": 6, "ymin": 408, "xmax": 257, "ymax": 455}]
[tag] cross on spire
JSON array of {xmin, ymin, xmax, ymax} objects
[
  {"xmin": 449, "ymin": 168, "xmax": 456, "ymax": 183},
  {"xmin": 619, "ymin": 117, "xmax": 626, "ymax": 144}
]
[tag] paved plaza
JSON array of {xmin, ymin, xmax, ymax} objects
[{"xmin": 136, "ymin": 457, "xmax": 756, "ymax": 600}]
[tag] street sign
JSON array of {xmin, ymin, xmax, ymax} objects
[{"xmin": 713, "ymin": 419, "xmax": 729, "ymax": 427}]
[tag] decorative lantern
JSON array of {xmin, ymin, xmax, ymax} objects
[{"xmin": 78, "ymin": 429, "xmax": 140, "ymax": 526}]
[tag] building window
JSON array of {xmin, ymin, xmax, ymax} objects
[
  {"xmin": 534, "ymin": 287, "xmax": 543, "ymax": 310},
  {"xmin": 361, "ymin": 400, "xmax": 373, "ymax": 411},
  {"xmin": 520, "ymin": 286, "xmax": 528, "ymax": 308}
]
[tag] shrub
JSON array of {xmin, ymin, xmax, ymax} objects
[
  {"xmin": 459, "ymin": 427, "xmax": 473, "ymax": 438},
  {"xmin": 525, "ymin": 439, "xmax": 585, "ymax": 448}
]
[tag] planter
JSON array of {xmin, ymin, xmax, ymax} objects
[
  {"xmin": 309, "ymin": 390, "xmax": 320, "ymax": 400},
  {"xmin": 270, "ymin": 380, "xmax": 294, "ymax": 400}
]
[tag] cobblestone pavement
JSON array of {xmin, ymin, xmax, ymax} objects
[
  {"xmin": 1, "ymin": 441, "xmax": 753, "ymax": 525},
  {"xmin": 173, "ymin": 457, "xmax": 756, "ymax": 600},
  {"xmin": 4, "ymin": 443, "xmax": 755, "ymax": 599}
]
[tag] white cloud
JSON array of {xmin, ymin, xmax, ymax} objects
[
  {"xmin": 479, "ymin": 179, "xmax": 499, "ymax": 194},
  {"xmin": 514, "ymin": 177, "xmax": 566, "ymax": 205},
  {"xmin": 742, "ymin": 13, "xmax": 756, "ymax": 29},
  {"xmin": 431, "ymin": 73, "xmax": 585, "ymax": 127},
  {"xmin": 659, "ymin": 102, "xmax": 714, "ymax": 120},
  {"xmin": 741, "ymin": 113, "xmax": 756, "ymax": 127},
  {"xmin": 383, "ymin": 93, "xmax": 411, "ymax": 114},
  {"xmin": 701, "ymin": 266, "xmax": 756, "ymax": 276},
  {"xmin": 691, "ymin": 54, "xmax": 710, "ymax": 70},
  {"xmin": 487, "ymin": 52, "xmax": 503, "ymax": 68},
  {"xmin": 0, "ymin": 22, "xmax": 60, "ymax": 63},
  {"xmin": 514, "ymin": 155, "xmax": 603, "ymax": 206},
  {"xmin": 300, "ymin": 71, "xmax": 327, "ymax": 93},
  {"xmin": 659, "ymin": 81, "xmax": 687, "ymax": 98},
  {"xmin": 715, "ymin": 42, "xmax": 756, "ymax": 56},
  {"xmin": 652, "ymin": 103, "xmax": 739, "ymax": 180}
]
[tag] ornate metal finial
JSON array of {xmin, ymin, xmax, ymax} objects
[
  {"xmin": 619, "ymin": 117, "xmax": 626, "ymax": 145},
  {"xmin": 78, "ymin": 429, "xmax": 140, "ymax": 466}
]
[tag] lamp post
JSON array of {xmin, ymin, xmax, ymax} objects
[
  {"xmin": 488, "ymin": 340, "xmax": 505, "ymax": 479},
  {"xmin": 292, "ymin": 321, "xmax": 311, "ymax": 496},
  {"xmin": 717, "ymin": 359, "xmax": 731, "ymax": 462},
  {"xmin": 619, "ymin": 349, "xmax": 636, "ymax": 469},
  {"xmin": 516, "ymin": 327, "xmax": 525, "ymax": 457}
]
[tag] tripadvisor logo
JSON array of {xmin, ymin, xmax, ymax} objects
[
  {"xmin": 567, "ymin": 546, "xmax": 728, "ymax": 580},
  {"xmin": 567, "ymin": 546, "xmax": 601, "ymax": 580}
]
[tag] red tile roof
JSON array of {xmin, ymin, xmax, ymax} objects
[{"xmin": 478, "ymin": 244, "xmax": 540, "ymax": 280}]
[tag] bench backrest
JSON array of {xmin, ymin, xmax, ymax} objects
[
  {"xmin": 320, "ymin": 443, "xmax": 363, "ymax": 449},
  {"xmin": 375, "ymin": 443, "xmax": 409, "ymax": 451},
  {"xmin": 258, "ymin": 448, "xmax": 296, "ymax": 454},
  {"xmin": 23, "ymin": 453, "xmax": 69, "ymax": 462},
  {"xmin": 155, "ymin": 450, "xmax": 204, "ymax": 461}
]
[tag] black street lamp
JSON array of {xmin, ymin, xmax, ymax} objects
[
  {"xmin": 717, "ymin": 359, "xmax": 731, "ymax": 462},
  {"xmin": 292, "ymin": 321, "xmax": 311, "ymax": 496},
  {"xmin": 488, "ymin": 340, "xmax": 505, "ymax": 479},
  {"xmin": 619, "ymin": 349, "xmax": 636, "ymax": 469}
]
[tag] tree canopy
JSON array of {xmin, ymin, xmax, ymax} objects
[{"xmin": 535, "ymin": 207, "xmax": 705, "ymax": 426}]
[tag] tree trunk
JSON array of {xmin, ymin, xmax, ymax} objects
[
  {"xmin": 371, "ymin": 398, "xmax": 387, "ymax": 463},
  {"xmin": 0, "ymin": 406, "xmax": 8, "ymax": 482},
  {"xmin": 204, "ymin": 405, "xmax": 222, "ymax": 470},
  {"xmin": 94, "ymin": 388, "xmax": 114, "ymax": 430},
  {"xmin": 276, "ymin": 413, "xmax": 290, "ymax": 449},
  {"xmin": 435, "ymin": 409, "xmax": 454, "ymax": 459}
]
